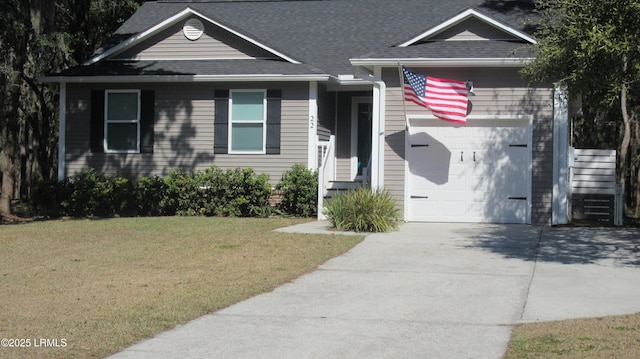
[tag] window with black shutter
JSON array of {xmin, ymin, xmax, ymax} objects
[
  {"xmin": 90, "ymin": 89, "xmax": 154, "ymax": 153},
  {"xmin": 214, "ymin": 89, "xmax": 281, "ymax": 155}
]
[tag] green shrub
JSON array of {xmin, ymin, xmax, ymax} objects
[
  {"xmin": 96, "ymin": 174, "xmax": 138, "ymax": 217},
  {"xmin": 136, "ymin": 175, "xmax": 166, "ymax": 216},
  {"xmin": 65, "ymin": 168, "xmax": 103, "ymax": 217},
  {"xmin": 48, "ymin": 169, "xmax": 139, "ymax": 218},
  {"xmin": 161, "ymin": 166, "xmax": 272, "ymax": 217},
  {"xmin": 31, "ymin": 177, "xmax": 70, "ymax": 218},
  {"xmin": 161, "ymin": 168, "xmax": 201, "ymax": 216},
  {"xmin": 211, "ymin": 167, "xmax": 272, "ymax": 217},
  {"xmin": 32, "ymin": 166, "xmax": 273, "ymax": 219},
  {"xmin": 276, "ymin": 164, "xmax": 318, "ymax": 217},
  {"xmin": 324, "ymin": 187, "xmax": 401, "ymax": 232}
]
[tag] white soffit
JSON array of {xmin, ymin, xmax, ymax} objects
[
  {"xmin": 398, "ymin": 8, "xmax": 537, "ymax": 47},
  {"xmin": 84, "ymin": 7, "xmax": 301, "ymax": 65}
]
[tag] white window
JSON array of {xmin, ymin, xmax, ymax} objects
[
  {"xmin": 229, "ymin": 90, "xmax": 266, "ymax": 154},
  {"xmin": 105, "ymin": 90, "xmax": 140, "ymax": 153}
]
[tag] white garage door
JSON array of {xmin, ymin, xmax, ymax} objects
[{"xmin": 407, "ymin": 118, "xmax": 531, "ymax": 223}]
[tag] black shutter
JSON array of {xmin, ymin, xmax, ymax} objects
[
  {"xmin": 90, "ymin": 90, "xmax": 105, "ymax": 153},
  {"xmin": 214, "ymin": 89, "xmax": 229, "ymax": 154},
  {"xmin": 140, "ymin": 90, "xmax": 155, "ymax": 153},
  {"xmin": 265, "ymin": 89, "xmax": 281, "ymax": 155}
]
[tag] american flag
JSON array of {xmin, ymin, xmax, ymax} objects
[{"xmin": 402, "ymin": 66, "xmax": 468, "ymax": 124}]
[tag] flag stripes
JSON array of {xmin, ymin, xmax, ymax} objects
[{"xmin": 402, "ymin": 67, "xmax": 468, "ymax": 124}]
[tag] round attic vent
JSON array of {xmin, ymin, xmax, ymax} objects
[{"xmin": 183, "ymin": 18, "xmax": 204, "ymax": 40}]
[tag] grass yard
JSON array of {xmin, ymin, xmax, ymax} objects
[
  {"xmin": 504, "ymin": 313, "xmax": 640, "ymax": 358},
  {"xmin": 0, "ymin": 217, "xmax": 363, "ymax": 358}
]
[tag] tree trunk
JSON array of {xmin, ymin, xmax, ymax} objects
[
  {"xmin": 0, "ymin": 153, "xmax": 15, "ymax": 217},
  {"xmin": 1, "ymin": 69, "xmax": 23, "ymax": 218},
  {"xmin": 620, "ymin": 82, "xmax": 632, "ymax": 218},
  {"xmin": 619, "ymin": 54, "xmax": 633, "ymax": 219},
  {"xmin": 634, "ymin": 113, "xmax": 640, "ymax": 218}
]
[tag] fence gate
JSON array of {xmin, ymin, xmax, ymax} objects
[{"xmin": 569, "ymin": 148, "xmax": 622, "ymax": 225}]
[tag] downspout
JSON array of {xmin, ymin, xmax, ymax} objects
[{"xmin": 58, "ymin": 82, "xmax": 67, "ymax": 181}]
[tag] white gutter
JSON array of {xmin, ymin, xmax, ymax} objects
[
  {"xmin": 373, "ymin": 69, "xmax": 385, "ymax": 190},
  {"xmin": 350, "ymin": 58, "xmax": 533, "ymax": 67},
  {"xmin": 40, "ymin": 74, "xmax": 330, "ymax": 83},
  {"xmin": 58, "ymin": 82, "xmax": 67, "ymax": 180}
]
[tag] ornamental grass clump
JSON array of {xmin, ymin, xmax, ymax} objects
[{"xmin": 324, "ymin": 187, "xmax": 401, "ymax": 232}]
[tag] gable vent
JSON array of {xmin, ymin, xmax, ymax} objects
[{"xmin": 183, "ymin": 18, "xmax": 204, "ymax": 41}]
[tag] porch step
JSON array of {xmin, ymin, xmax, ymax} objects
[
  {"xmin": 324, "ymin": 181, "xmax": 362, "ymax": 200},
  {"xmin": 327, "ymin": 181, "xmax": 361, "ymax": 190}
]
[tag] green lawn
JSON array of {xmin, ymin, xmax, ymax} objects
[{"xmin": 0, "ymin": 217, "xmax": 363, "ymax": 358}]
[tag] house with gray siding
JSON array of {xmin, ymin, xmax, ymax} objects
[{"xmin": 42, "ymin": 0, "xmax": 570, "ymax": 225}]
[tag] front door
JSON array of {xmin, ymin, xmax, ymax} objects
[{"xmin": 352, "ymin": 99, "xmax": 372, "ymax": 179}]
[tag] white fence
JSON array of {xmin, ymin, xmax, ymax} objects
[{"xmin": 569, "ymin": 148, "xmax": 622, "ymax": 225}]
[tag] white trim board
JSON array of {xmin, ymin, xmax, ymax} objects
[
  {"xmin": 398, "ymin": 8, "xmax": 537, "ymax": 47},
  {"xmin": 84, "ymin": 7, "xmax": 301, "ymax": 66},
  {"xmin": 40, "ymin": 74, "xmax": 330, "ymax": 83},
  {"xmin": 350, "ymin": 58, "xmax": 533, "ymax": 67}
]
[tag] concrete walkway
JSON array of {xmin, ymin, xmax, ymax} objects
[{"xmin": 109, "ymin": 222, "xmax": 640, "ymax": 359}]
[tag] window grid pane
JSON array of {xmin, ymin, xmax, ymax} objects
[
  {"xmin": 231, "ymin": 123, "xmax": 264, "ymax": 151},
  {"xmin": 107, "ymin": 93, "xmax": 138, "ymax": 122},
  {"xmin": 232, "ymin": 92, "xmax": 264, "ymax": 122},
  {"xmin": 106, "ymin": 91, "xmax": 139, "ymax": 152},
  {"xmin": 230, "ymin": 91, "xmax": 265, "ymax": 152},
  {"xmin": 107, "ymin": 123, "xmax": 138, "ymax": 151}
]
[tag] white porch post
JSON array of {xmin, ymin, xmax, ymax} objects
[
  {"xmin": 308, "ymin": 81, "xmax": 318, "ymax": 170},
  {"xmin": 58, "ymin": 82, "xmax": 67, "ymax": 181},
  {"xmin": 552, "ymin": 84, "xmax": 569, "ymax": 225},
  {"xmin": 370, "ymin": 67, "xmax": 385, "ymax": 189}
]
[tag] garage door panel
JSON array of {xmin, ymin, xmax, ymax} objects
[
  {"xmin": 410, "ymin": 200, "xmax": 469, "ymax": 222},
  {"xmin": 408, "ymin": 120, "xmax": 530, "ymax": 223},
  {"xmin": 408, "ymin": 199, "xmax": 437, "ymax": 220},
  {"xmin": 469, "ymin": 198, "xmax": 528, "ymax": 223},
  {"xmin": 413, "ymin": 169, "xmax": 467, "ymax": 191},
  {"xmin": 442, "ymin": 201, "xmax": 469, "ymax": 220}
]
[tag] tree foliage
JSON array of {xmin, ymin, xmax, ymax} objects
[
  {"xmin": 523, "ymin": 0, "xmax": 640, "ymax": 218},
  {"xmin": 0, "ymin": 0, "xmax": 143, "ymax": 219}
]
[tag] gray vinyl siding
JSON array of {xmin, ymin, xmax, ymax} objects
[
  {"xmin": 428, "ymin": 17, "xmax": 522, "ymax": 42},
  {"xmin": 114, "ymin": 18, "xmax": 275, "ymax": 60},
  {"xmin": 381, "ymin": 67, "xmax": 554, "ymax": 225},
  {"xmin": 64, "ymin": 82, "xmax": 310, "ymax": 184}
]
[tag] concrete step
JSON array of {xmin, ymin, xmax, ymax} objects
[
  {"xmin": 323, "ymin": 181, "xmax": 364, "ymax": 200},
  {"xmin": 326, "ymin": 181, "xmax": 361, "ymax": 190}
]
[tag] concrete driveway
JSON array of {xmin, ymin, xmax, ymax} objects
[{"xmin": 109, "ymin": 222, "xmax": 640, "ymax": 359}]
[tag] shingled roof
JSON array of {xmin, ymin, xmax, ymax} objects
[{"xmin": 49, "ymin": 0, "xmax": 538, "ymax": 80}]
